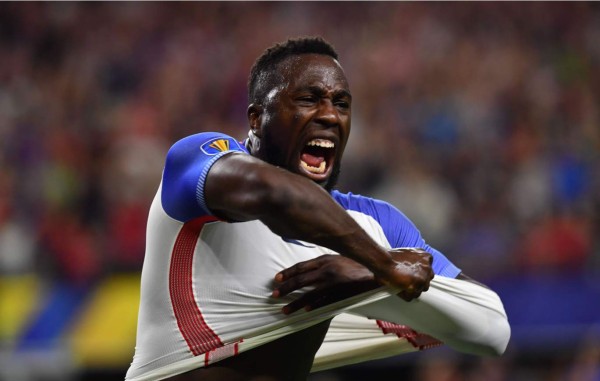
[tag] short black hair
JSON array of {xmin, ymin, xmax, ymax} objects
[{"xmin": 248, "ymin": 36, "xmax": 339, "ymax": 104}]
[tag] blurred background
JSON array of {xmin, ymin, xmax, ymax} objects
[{"xmin": 0, "ymin": 2, "xmax": 599, "ymax": 380}]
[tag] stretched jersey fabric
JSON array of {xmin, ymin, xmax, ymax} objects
[
  {"xmin": 125, "ymin": 132, "xmax": 461, "ymax": 381},
  {"xmin": 313, "ymin": 273, "xmax": 510, "ymax": 372}
]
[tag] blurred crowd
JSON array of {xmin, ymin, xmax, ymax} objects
[
  {"xmin": 0, "ymin": 2, "xmax": 599, "ymax": 379},
  {"xmin": 1, "ymin": 2, "xmax": 598, "ymax": 282}
]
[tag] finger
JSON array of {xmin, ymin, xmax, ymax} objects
[
  {"xmin": 398, "ymin": 284, "xmax": 415, "ymax": 301},
  {"xmin": 397, "ymin": 290, "xmax": 413, "ymax": 302},
  {"xmin": 401, "ymin": 278, "xmax": 430, "ymax": 300},
  {"xmin": 305, "ymin": 294, "xmax": 339, "ymax": 311},
  {"xmin": 282, "ymin": 293, "xmax": 314, "ymax": 314},
  {"xmin": 410, "ymin": 290, "xmax": 423, "ymax": 300},
  {"xmin": 398, "ymin": 288, "xmax": 422, "ymax": 302},
  {"xmin": 283, "ymin": 287, "xmax": 343, "ymax": 314},
  {"xmin": 273, "ymin": 270, "xmax": 321, "ymax": 298},
  {"xmin": 421, "ymin": 270, "xmax": 434, "ymax": 293},
  {"xmin": 275, "ymin": 256, "xmax": 325, "ymax": 282}
]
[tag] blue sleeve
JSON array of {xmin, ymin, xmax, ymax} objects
[
  {"xmin": 161, "ymin": 132, "xmax": 248, "ymax": 222},
  {"xmin": 331, "ymin": 191, "xmax": 461, "ymax": 278}
]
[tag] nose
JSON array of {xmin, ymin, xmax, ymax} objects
[{"xmin": 315, "ymin": 99, "xmax": 340, "ymax": 127}]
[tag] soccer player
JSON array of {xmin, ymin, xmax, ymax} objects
[{"xmin": 125, "ymin": 37, "xmax": 510, "ymax": 381}]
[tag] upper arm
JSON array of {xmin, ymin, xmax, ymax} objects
[
  {"xmin": 203, "ymin": 152, "xmax": 285, "ymax": 222},
  {"xmin": 161, "ymin": 133, "xmax": 247, "ymax": 222}
]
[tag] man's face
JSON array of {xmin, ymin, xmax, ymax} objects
[{"xmin": 249, "ymin": 54, "xmax": 352, "ymax": 191}]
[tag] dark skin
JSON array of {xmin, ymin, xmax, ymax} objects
[
  {"xmin": 273, "ymin": 251, "xmax": 487, "ymax": 315},
  {"xmin": 166, "ymin": 54, "xmax": 434, "ymax": 381},
  {"xmin": 273, "ymin": 248, "xmax": 435, "ymax": 314}
]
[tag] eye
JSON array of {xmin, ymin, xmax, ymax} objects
[
  {"xmin": 334, "ymin": 99, "xmax": 350, "ymax": 110},
  {"xmin": 297, "ymin": 95, "xmax": 317, "ymax": 105}
]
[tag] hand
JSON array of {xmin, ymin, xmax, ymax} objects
[
  {"xmin": 272, "ymin": 248, "xmax": 434, "ymax": 314},
  {"xmin": 272, "ymin": 254, "xmax": 379, "ymax": 314},
  {"xmin": 375, "ymin": 248, "xmax": 434, "ymax": 301}
]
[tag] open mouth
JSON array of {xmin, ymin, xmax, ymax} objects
[{"xmin": 299, "ymin": 138, "xmax": 336, "ymax": 179}]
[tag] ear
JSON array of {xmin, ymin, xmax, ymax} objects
[{"xmin": 247, "ymin": 104, "xmax": 263, "ymax": 137}]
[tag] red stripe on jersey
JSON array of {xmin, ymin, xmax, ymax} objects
[
  {"xmin": 170, "ymin": 216, "xmax": 223, "ymax": 356},
  {"xmin": 376, "ymin": 320, "xmax": 443, "ymax": 350},
  {"xmin": 204, "ymin": 340, "xmax": 242, "ymax": 366}
]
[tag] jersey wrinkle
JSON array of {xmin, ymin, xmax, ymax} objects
[{"xmin": 128, "ymin": 132, "xmax": 462, "ymax": 380}]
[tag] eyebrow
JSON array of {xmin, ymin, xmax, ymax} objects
[
  {"xmin": 334, "ymin": 89, "xmax": 353, "ymax": 101},
  {"xmin": 301, "ymin": 86, "xmax": 353, "ymax": 100}
]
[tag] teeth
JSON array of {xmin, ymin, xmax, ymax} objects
[
  {"xmin": 306, "ymin": 139, "xmax": 334, "ymax": 148},
  {"xmin": 301, "ymin": 160, "xmax": 327, "ymax": 174}
]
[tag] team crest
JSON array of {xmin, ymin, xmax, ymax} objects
[{"xmin": 200, "ymin": 137, "xmax": 242, "ymax": 155}]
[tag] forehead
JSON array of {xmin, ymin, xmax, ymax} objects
[{"xmin": 277, "ymin": 54, "xmax": 349, "ymax": 91}]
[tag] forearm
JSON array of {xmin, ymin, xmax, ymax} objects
[
  {"xmin": 349, "ymin": 276, "xmax": 511, "ymax": 356},
  {"xmin": 205, "ymin": 153, "xmax": 394, "ymax": 272}
]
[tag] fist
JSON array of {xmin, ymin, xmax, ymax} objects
[{"xmin": 379, "ymin": 247, "xmax": 434, "ymax": 301}]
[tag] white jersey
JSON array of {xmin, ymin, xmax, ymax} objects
[{"xmin": 126, "ymin": 133, "xmax": 508, "ymax": 380}]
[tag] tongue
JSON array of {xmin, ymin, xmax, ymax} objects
[{"xmin": 301, "ymin": 152, "xmax": 324, "ymax": 167}]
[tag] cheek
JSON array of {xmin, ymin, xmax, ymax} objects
[{"xmin": 340, "ymin": 119, "xmax": 351, "ymax": 147}]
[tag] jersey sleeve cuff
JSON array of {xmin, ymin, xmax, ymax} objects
[{"xmin": 195, "ymin": 150, "xmax": 238, "ymax": 214}]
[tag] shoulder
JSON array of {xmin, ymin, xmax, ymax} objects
[
  {"xmin": 332, "ymin": 190, "xmax": 461, "ymax": 278},
  {"xmin": 331, "ymin": 190, "xmax": 408, "ymax": 223},
  {"xmin": 161, "ymin": 132, "xmax": 248, "ymax": 222},
  {"xmin": 164, "ymin": 132, "xmax": 249, "ymax": 186},
  {"xmin": 167, "ymin": 132, "xmax": 248, "ymax": 160},
  {"xmin": 331, "ymin": 189, "xmax": 422, "ymax": 250},
  {"xmin": 330, "ymin": 189, "xmax": 376, "ymax": 210}
]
